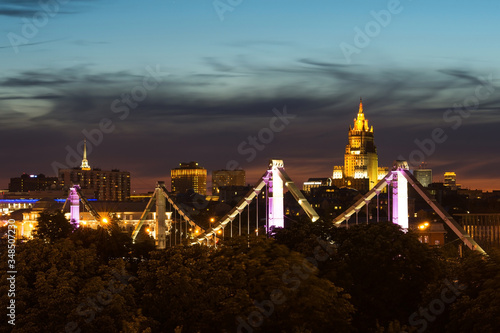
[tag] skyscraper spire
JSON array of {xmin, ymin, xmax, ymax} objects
[
  {"xmin": 340, "ymin": 98, "xmax": 379, "ymax": 191},
  {"xmin": 354, "ymin": 98, "xmax": 369, "ymax": 131},
  {"xmin": 81, "ymin": 139, "xmax": 91, "ymax": 170}
]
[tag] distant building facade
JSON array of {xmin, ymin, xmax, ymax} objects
[
  {"xmin": 332, "ymin": 99, "xmax": 382, "ymax": 193},
  {"xmin": 444, "ymin": 172, "xmax": 459, "ymax": 190},
  {"xmin": 414, "ymin": 168, "xmax": 433, "ymax": 187},
  {"xmin": 58, "ymin": 140, "xmax": 131, "ymax": 201},
  {"xmin": 456, "ymin": 213, "xmax": 500, "ymax": 249},
  {"xmin": 59, "ymin": 168, "xmax": 130, "ymax": 201},
  {"xmin": 218, "ymin": 185, "xmax": 253, "ymax": 203},
  {"xmin": 212, "ymin": 169, "xmax": 245, "ymax": 195},
  {"xmin": 8, "ymin": 173, "xmax": 60, "ymax": 192},
  {"xmin": 171, "ymin": 161, "xmax": 207, "ymax": 195},
  {"xmin": 20, "ymin": 200, "xmax": 156, "ymax": 239},
  {"xmin": 411, "ymin": 222, "xmax": 446, "ymax": 247},
  {"xmin": 303, "ymin": 178, "xmax": 331, "ymax": 193}
]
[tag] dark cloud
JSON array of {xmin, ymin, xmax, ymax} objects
[
  {"xmin": 0, "ymin": 7, "xmax": 39, "ymax": 17},
  {"xmin": 1, "ymin": 60, "xmax": 499, "ymax": 191},
  {"xmin": 0, "ymin": 94, "xmax": 63, "ymax": 100},
  {"xmin": 204, "ymin": 57, "xmax": 235, "ymax": 72},
  {"xmin": 225, "ymin": 40, "xmax": 295, "ymax": 48},
  {"xmin": 0, "ymin": 1, "xmax": 90, "ymax": 17},
  {"xmin": 0, "ymin": 74, "xmax": 72, "ymax": 87},
  {"xmin": 0, "ymin": 39, "xmax": 64, "ymax": 49}
]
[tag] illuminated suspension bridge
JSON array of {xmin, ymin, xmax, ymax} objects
[{"xmin": 65, "ymin": 159, "xmax": 486, "ymax": 254}]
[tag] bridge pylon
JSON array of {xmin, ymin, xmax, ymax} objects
[
  {"xmin": 333, "ymin": 160, "xmax": 487, "ymax": 254},
  {"xmin": 266, "ymin": 159, "xmax": 285, "ymax": 230},
  {"xmin": 155, "ymin": 182, "xmax": 167, "ymax": 249}
]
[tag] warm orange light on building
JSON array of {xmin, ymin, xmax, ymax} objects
[
  {"xmin": 171, "ymin": 161, "xmax": 207, "ymax": 195},
  {"xmin": 418, "ymin": 222, "xmax": 430, "ymax": 230},
  {"xmin": 332, "ymin": 98, "xmax": 379, "ymax": 192}
]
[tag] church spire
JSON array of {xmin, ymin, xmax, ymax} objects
[{"xmin": 81, "ymin": 139, "xmax": 91, "ymax": 170}]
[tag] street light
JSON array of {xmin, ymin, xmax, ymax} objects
[
  {"xmin": 418, "ymin": 222, "xmax": 430, "ymax": 230},
  {"xmin": 102, "ymin": 218, "xmax": 109, "ymax": 224}
]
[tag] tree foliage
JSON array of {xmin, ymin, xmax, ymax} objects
[
  {"xmin": 4, "ymin": 212, "xmax": 498, "ymax": 333},
  {"xmin": 445, "ymin": 250, "xmax": 500, "ymax": 333},
  {"xmin": 0, "ymin": 239, "xmax": 143, "ymax": 333},
  {"xmin": 32, "ymin": 210, "xmax": 75, "ymax": 243},
  {"xmin": 136, "ymin": 236, "xmax": 354, "ymax": 332},
  {"xmin": 273, "ymin": 219, "xmax": 444, "ymax": 332}
]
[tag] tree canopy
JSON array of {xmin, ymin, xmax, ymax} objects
[
  {"xmin": 32, "ymin": 211, "xmax": 75, "ymax": 243},
  {"xmin": 3, "ymin": 210, "xmax": 498, "ymax": 333},
  {"xmin": 136, "ymin": 236, "xmax": 354, "ymax": 332}
]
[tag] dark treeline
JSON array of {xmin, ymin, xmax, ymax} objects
[{"xmin": 1, "ymin": 212, "xmax": 499, "ymax": 333}]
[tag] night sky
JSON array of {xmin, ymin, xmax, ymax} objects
[{"xmin": 1, "ymin": 0, "xmax": 499, "ymax": 193}]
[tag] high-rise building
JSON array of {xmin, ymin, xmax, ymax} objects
[
  {"xmin": 378, "ymin": 167, "xmax": 389, "ymax": 180},
  {"xmin": 58, "ymin": 140, "xmax": 131, "ymax": 201},
  {"xmin": 212, "ymin": 169, "xmax": 245, "ymax": 195},
  {"xmin": 171, "ymin": 161, "xmax": 207, "ymax": 195},
  {"xmin": 8, "ymin": 174, "xmax": 60, "ymax": 192},
  {"xmin": 414, "ymin": 168, "xmax": 433, "ymax": 187},
  {"xmin": 444, "ymin": 172, "xmax": 458, "ymax": 189},
  {"xmin": 332, "ymin": 99, "xmax": 379, "ymax": 192}
]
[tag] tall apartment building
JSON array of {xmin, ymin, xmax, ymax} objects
[
  {"xmin": 414, "ymin": 168, "xmax": 433, "ymax": 187},
  {"xmin": 171, "ymin": 161, "xmax": 207, "ymax": 195},
  {"xmin": 58, "ymin": 140, "xmax": 131, "ymax": 201},
  {"xmin": 8, "ymin": 174, "xmax": 60, "ymax": 192},
  {"xmin": 444, "ymin": 172, "xmax": 457, "ymax": 189},
  {"xmin": 332, "ymin": 99, "xmax": 381, "ymax": 193},
  {"xmin": 212, "ymin": 169, "xmax": 245, "ymax": 194}
]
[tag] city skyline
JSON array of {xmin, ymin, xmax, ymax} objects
[{"xmin": 1, "ymin": 0, "xmax": 499, "ymax": 192}]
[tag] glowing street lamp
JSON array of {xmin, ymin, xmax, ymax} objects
[
  {"xmin": 102, "ymin": 218, "xmax": 109, "ymax": 224},
  {"xmin": 418, "ymin": 222, "xmax": 430, "ymax": 230}
]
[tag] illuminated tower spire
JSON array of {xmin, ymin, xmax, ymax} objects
[
  {"xmin": 354, "ymin": 97, "xmax": 370, "ymax": 132},
  {"xmin": 343, "ymin": 98, "xmax": 378, "ymax": 191},
  {"xmin": 81, "ymin": 139, "xmax": 91, "ymax": 170}
]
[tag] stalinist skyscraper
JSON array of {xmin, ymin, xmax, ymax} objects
[{"xmin": 332, "ymin": 99, "xmax": 385, "ymax": 192}]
